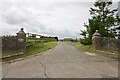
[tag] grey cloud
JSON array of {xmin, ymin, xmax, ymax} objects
[
  {"xmin": 2, "ymin": 14, "xmax": 28, "ymax": 25},
  {"xmin": 1, "ymin": 6, "xmax": 30, "ymax": 25},
  {"xmin": 41, "ymin": 27, "xmax": 78, "ymax": 39},
  {"xmin": 1, "ymin": 4, "xmax": 46, "ymax": 34},
  {"xmin": 0, "ymin": 1, "xmax": 117, "ymax": 39}
]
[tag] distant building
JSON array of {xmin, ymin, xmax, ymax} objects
[{"xmin": 64, "ymin": 38, "xmax": 73, "ymax": 41}]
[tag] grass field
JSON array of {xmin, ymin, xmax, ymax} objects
[
  {"xmin": 2, "ymin": 41, "xmax": 57, "ymax": 62},
  {"xmin": 26, "ymin": 39, "xmax": 43, "ymax": 42},
  {"xmin": 75, "ymin": 44, "xmax": 119, "ymax": 59}
]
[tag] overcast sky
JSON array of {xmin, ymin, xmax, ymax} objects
[{"xmin": 0, "ymin": 0, "xmax": 119, "ymax": 39}]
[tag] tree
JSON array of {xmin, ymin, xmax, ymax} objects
[
  {"xmin": 80, "ymin": 30, "xmax": 87, "ymax": 39},
  {"xmin": 115, "ymin": 13, "xmax": 120, "ymax": 39},
  {"xmin": 81, "ymin": 0, "xmax": 119, "ymax": 44},
  {"xmin": 31, "ymin": 34, "xmax": 36, "ymax": 39},
  {"xmin": 54, "ymin": 37, "xmax": 59, "ymax": 41}
]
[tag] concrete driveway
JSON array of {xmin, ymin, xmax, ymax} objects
[{"xmin": 2, "ymin": 42, "xmax": 118, "ymax": 78}]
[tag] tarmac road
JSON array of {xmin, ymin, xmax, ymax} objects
[{"xmin": 2, "ymin": 42, "xmax": 118, "ymax": 78}]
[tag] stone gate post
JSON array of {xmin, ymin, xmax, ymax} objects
[
  {"xmin": 16, "ymin": 28, "xmax": 26, "ymax": 53},
  {"xmin": 92, "ymin": 30, "xmax": 102, "ymax": 50}
]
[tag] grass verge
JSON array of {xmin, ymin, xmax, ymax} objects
[
  {"xmin": 75, "ymin": 44, "xmax": 119, "ymax": 59},
  {"xmin": 2, "ymin": 41, "xmax": 57, "ymax": 62},
  {"xmin": 2, "ymin": 51, "xmax": 21, "ymax": 57}
]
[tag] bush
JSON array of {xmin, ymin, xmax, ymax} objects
[
  {"xmin": 80, "ymin": 38, "xmax": 84, "ymax": 44},
  {"xmin": 80, "ymin": 38, "xmax": 91, "ymax": 45}
]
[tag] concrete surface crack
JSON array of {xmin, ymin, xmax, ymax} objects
[{"xmin": 39, "ymin": 62, "xmax": 48, "ymax": 78}]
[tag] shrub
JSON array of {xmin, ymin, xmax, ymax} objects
[{"xmin": 80, "ymin": 38, "xmax": 91, "ymax": 45}]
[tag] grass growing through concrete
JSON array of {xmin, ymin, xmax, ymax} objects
[
  {"xmin": 75, "ymin": 44, "xmax": 119, "ymax": 59},
  {"xmin": 2, "ymin": 41, "xmax": 57, "ymax": 62}
]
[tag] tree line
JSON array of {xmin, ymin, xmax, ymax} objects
[{"xmin": 26, "ymin": 33, "xmax": 58, "ymax": 41}]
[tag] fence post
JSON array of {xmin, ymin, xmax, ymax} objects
[
  {"xmin": 16, "ymin": 28, "xmax": 26, "ymax": 53},
  {"xmin": 92, "ymin": 30, "xmax": 102, "ymax": 50}
]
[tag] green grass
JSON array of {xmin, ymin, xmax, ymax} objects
[
  {"xmin": 75, "ymin": 44, "xmax": 119, "ymax": 59},
  {"xmin": 26, "ymin": 39, "xmax": 36, "ymax": 42},
  {"xmin": 2, "ymin": 51, "xmax": 21, "ymax": 57},
  {"xmin": 2, "ymin": 41, "xmax": 57, "ymax": 62},
  {"xmin": 26, "ymin": 39, "xmax": 44, "ymax": 42}
]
